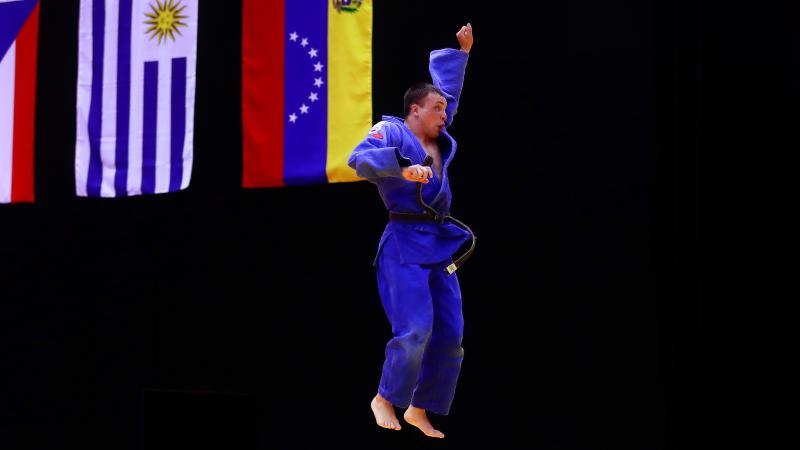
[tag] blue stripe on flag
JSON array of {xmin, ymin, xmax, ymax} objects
[
  {"xmin": 170, "ymin": 57, "xmax": 186, "ymax": 192},
  {"xmin": 86, "ymin": 0, "xmax": 105, "ymax": 197},
  {"xmin": 283, "ymin": 1, "xmax": 328, "ymax": 186},
  {"xmin": 114, "ymin": 0, "xmax": 132, "ymax": 197},
  {"xmin": 142, "ymin": 61, "xmax": 158, "ymax": 195}
]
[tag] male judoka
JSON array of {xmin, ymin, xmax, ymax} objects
[{"xmin": 347, "ymin": 23, "xmax": 474, "ymax": 439}]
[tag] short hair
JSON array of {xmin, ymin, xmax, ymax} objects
[{"xmin": 403, "ymin": 83, "xmax": 445, "ymax": 118}]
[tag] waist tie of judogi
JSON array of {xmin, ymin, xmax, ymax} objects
[{"xmin": 388, "ymin": 155, "xmax": 476, "ymax": 275}]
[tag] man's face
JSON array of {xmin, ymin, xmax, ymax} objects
[{"xmin": 414, "ymin": 93, "xmax": 447, "ymax": 138}]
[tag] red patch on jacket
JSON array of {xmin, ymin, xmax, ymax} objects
[{"xmin": 370, "ymin": 133, "xmax": 384, "ymax": 139}]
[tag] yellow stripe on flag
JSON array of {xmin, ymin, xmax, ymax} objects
[{"xmin": 326, "ymin": 0, "xmax": 372, "ymax": 183}]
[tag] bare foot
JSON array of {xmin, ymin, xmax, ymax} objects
[
  {"xmin": 371, "ymin": 394, "xmax": 401, "ymax": 430},
  {"xmin": 403, "ymin": 406, "xmax": 445, "ymax": 438}
]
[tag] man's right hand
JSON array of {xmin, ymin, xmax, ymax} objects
[{"xmin": 402, "ymin": 164, "xmax": 433, "ymax": 183}]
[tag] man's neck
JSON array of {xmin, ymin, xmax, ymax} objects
[{"xmin": 404, "ymin": 119, "xmax": 434, "ymax": 146}]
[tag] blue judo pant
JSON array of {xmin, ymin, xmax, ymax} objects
[{"xmin": 375, "ymin": 238, "xmax": 465, "ymax": 416}]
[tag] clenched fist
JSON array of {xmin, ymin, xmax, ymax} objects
[
  {"xmin": 457, "ymin": 23, "xmax": 473, "ymax": 54},
  {"xmin": 402, "ymin": 164, "xmax": 433, "ymax": 183}
]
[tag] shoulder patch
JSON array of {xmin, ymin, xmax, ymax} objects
[
  {"xmin": 369, "ymin": 122, "xmax": 386, "ymax": 134},
  {"xmin": 367, "ymin": 120, "xmax": 400, "ymax": 140}
]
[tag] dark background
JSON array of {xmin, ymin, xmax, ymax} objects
[{"xmin": 7, "ymin": 0, "xmax": 791, "ymax": 448}]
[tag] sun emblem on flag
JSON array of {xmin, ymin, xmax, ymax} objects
[{"xmin": 144, "ymin": 0, "xmax": 188, "ymax": 45}]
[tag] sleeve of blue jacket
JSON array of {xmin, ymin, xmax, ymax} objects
[
  {"xmin": 429, "ymin": 48, "xmax": 469, "ymax": 128},
  {"xmin": 347, "ymin": 121, "xmax": 412, "ymax": 181}
]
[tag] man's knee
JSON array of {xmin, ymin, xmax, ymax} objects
[
  {"xmin": 397, "ymin": 323, "xmax": 433, "ymax": 350},
  {"xmin": 428, "ymin": 326, "xmax": 464, "ymax": 354}
]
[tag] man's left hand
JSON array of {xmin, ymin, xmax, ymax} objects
[{"xmin": 457, "ymin": 23, "xmax": 473, "ymax": 53}]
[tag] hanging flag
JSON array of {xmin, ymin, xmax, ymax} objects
[
  {"xmin": 242, "ymin": 0, "xmax": 373, "ymax": 187},
  {"xmin": 75, "ymin": 0, "xmax": 198, "ymax": 198},
  {"xmin": 0, "ymin": 0, "xmax": 39, "ymax": 204}
]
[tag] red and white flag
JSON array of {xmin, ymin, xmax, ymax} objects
[{"xmin": 0, "ymin": 0, "xmax": 40, "ymax": 204}]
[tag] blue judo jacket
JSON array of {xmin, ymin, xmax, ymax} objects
[{"xmin": 348, "ymin": 48, "xmax": 471, "ymax": 265}]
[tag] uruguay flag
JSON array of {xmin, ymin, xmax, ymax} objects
[
  {"xmin": 242, "ymin": 0, "xmax": 373, "ymax": 187},
  {"xmin": 76, "ymin": 0, "xmax": 198, "ymax": 197},
  {"xmin": 0, "ymin": 0, "xmax": 39, "ymax": 204}
]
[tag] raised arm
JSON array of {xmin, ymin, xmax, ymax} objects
[{"xmin": 429, "ymin": 23, "xmax": 473, "ymax": 127}]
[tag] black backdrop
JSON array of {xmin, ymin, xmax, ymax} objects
[{"xmin": 2, "ymin": 0, "xmax": 765, "ymax": 448}]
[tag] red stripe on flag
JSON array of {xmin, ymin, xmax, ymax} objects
[
  {"xmin": 242, "ymin": 0, "xmax": 285, "ymax": 187},
  {"xmin": 11, "ymin": 2, "xmax": 38, "ymax": 203}
]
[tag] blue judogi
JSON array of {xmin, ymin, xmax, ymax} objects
[{"xmin": 348, "ymin": 48, "xmax": 470, "ymax": 415}]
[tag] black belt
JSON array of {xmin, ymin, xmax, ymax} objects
[
  {"xmin": 388, "ymin": 155, "xmax": 476, "ymax": 275},
  {"xmin": 389, "ymin": 211, "xmax": 448, "ymax": 224}
]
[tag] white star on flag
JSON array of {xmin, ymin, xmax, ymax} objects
[{"xmin": 284, "ymin": 30, "xmax": 326, "ymax": 125}]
